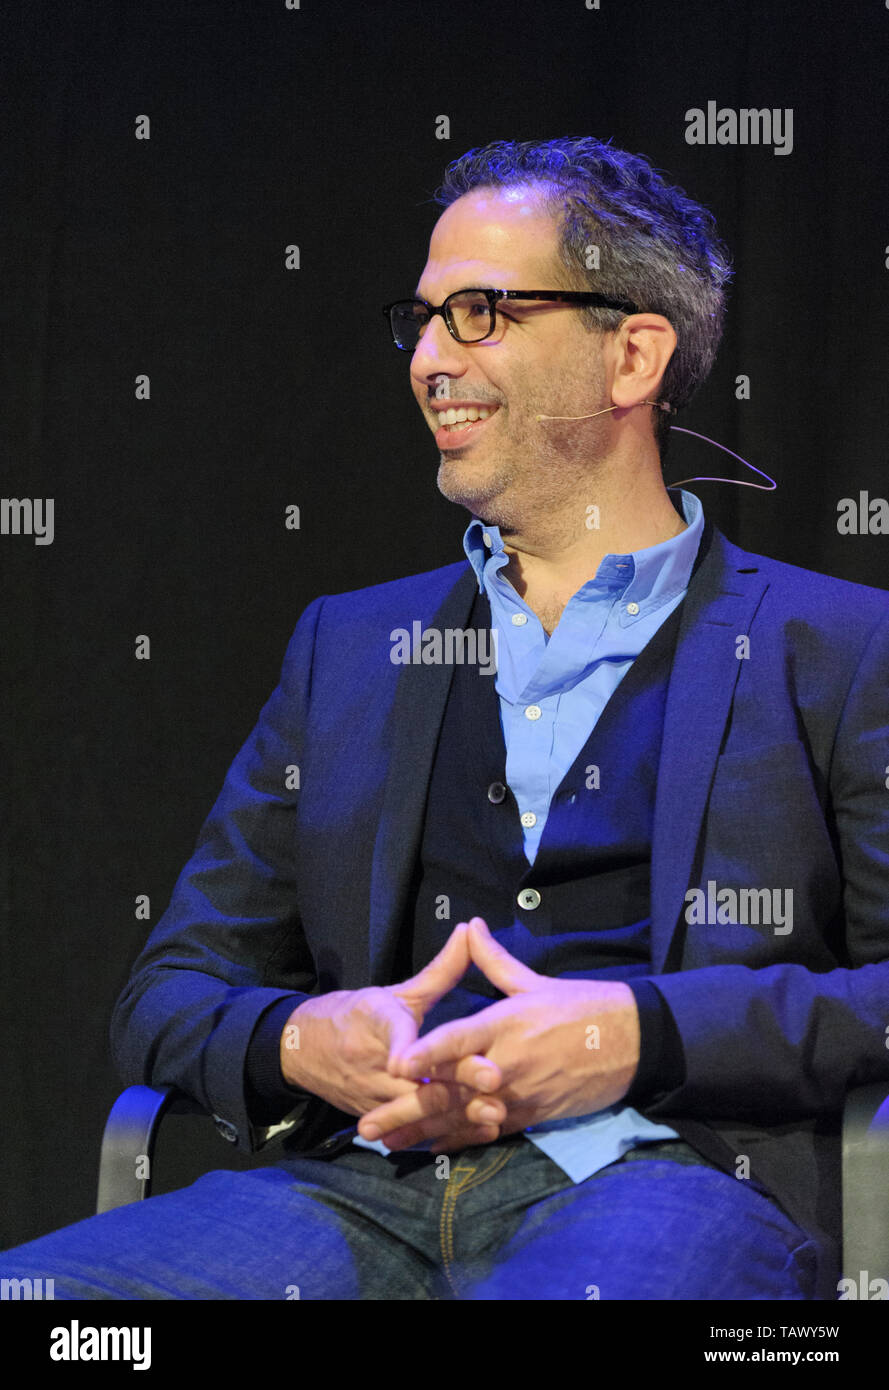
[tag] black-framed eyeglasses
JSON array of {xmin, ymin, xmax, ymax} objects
[{"xmin": 382, "ymin": 287, "xmax": 640, "ymax": 351}]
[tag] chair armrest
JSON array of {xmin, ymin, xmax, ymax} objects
[
  {"xmin": 841, "ymin": 1080, "xmax": 889, "ymax": 1287},
  {"xmin": 96, "ymin": 1084, "xmax": 308, "ymax": 1215},
  {"xmin": 96, "ymin": 1084, "xmax": 201, "ymax": 1214}
]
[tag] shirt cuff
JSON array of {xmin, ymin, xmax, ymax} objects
[
  {"xmin": 623, "ymin": 979, "xmax": 686, "ymax": 1105},
  {"xmin": 244, "ymin": 994, "xmax": 313, "ymax": 1124}
]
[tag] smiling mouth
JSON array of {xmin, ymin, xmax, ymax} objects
[
  {"xmin": 433, "ymin": 404, "xmax": 500, "ymax": 449},
  {"xmin": 436, "ymin": 405, "xmax": 496, "ymax": 429}
]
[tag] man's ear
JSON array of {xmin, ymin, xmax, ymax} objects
[{"xmin": 609, "ymin": 313, "xmax": 677, "ymax": 410}]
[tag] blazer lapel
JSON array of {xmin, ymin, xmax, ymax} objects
[
  {"xmin": 367, "ymin": 525, "xmax": 772, "ymax": 985},
  {"xmin": 650, "ymin": 525, "xmax": 770, "ymax": 972},
  {"xmin": 368, "ymin": 564, "xmax": 479, "ymax": 984}
]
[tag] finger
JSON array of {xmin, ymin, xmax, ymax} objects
[
  {"xmin": 357, "ymin": 1079, "xmax": 452, "ymax": 1142},
  {"xmin": 364, "ymin": 1075, "xmax": 424, "ymax": 1105},
  {"xmin": 392, "ymin": 921, "xmax": 472, "ymax": 1012},
  {"xmin": 465, "ymin": 916, "xmax": 542, "ymax": 994},
  {"xmin": 390, "ymin": 1017, "xmax": 496, "ymax": 1079},
  {"xmin": 380, "ymin": 997, "xmax": 420, "ymax": 1059},
  {"xmin": 387, "ymin": 1051, "xmax": 503, "ymax": 1093},
  {"xmin": 359, "ymin": 1079, "xmax": 506, "ymax": 1142},
  {"xmin": 361, "ymin": 1084, "xmax": 503, "ymax": 1151},
  {"xmin": 376, "ymin": 1090, "xmax": 540, "ymax": 1153},
  {"xmin": 330, "ymin": 1072, "xmax": 421, "ymax": 1119}
]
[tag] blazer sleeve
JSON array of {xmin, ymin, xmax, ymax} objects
[
  {"xmin": 639, "ymin": 606, "xmax": 889, "ymax": 1124},
  {"xmin": 109, "ymin": 595, "xmax": 328, "ymax": 1154}
]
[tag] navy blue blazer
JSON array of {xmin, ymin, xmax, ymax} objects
[{"xmin": 111, "ymin": 520, "xmax": 889, "ymax": 1294}]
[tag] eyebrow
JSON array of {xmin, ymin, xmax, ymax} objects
[{"xmin": 411, "ymin": 282, "xmax": 505, "ymax": 299}]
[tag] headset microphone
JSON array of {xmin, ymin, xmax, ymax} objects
[
  {"xmin": 534, "ymin": 398, "xmax": 776, "ymax": 492},
  {"xmin": 534, "ymin": 399, "xmax": 676, "ymax": 422}
]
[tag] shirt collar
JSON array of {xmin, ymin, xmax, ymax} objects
[{"xmin": 462, "ymin": 489, "xmax": 704, "ymax": 616}]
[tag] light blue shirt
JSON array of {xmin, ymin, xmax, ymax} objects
[{"xmin": 353, "ymin": 489, "xmax": 704, "ymax": 1180}]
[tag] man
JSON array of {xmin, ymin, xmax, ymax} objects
[{"xmin": 2, "ymin": 136, "xmax": 888, "ymax": 1301}]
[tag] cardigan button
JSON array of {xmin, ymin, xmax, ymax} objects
[
  {"xmin": 517, "ymin": 888, "xmax": 541, "ymax": 910},
  {"xmin": 487, "ymin": 781, "xmax": 507, "ymax": 804}
]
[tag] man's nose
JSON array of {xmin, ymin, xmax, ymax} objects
[{"xmin": 409, "ymin": 313, "xmax": 468, "ymax": 386}]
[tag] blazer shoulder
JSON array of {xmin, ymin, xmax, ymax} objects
[
  {"xmin": 318, "ymin": 559, "xmax": 471, "ymax": 614},
  {"xmin": 300, "ymin": 561, "xmax": 475, "ymax": 655},
  {"xmin": 715, "ymin": 528, "xmax": 889, "ymax": 625}
]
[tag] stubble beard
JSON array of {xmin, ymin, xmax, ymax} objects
[
  {"xmin": 435, "ymin": 401, "xmax": 613, "ymax": 535},
  {"xmin": 436, "ymin": 444, "xmax": 519, "ymax": 525}
]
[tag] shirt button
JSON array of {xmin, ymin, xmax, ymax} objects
[
  {"xmin": 482, "ymin": 532, "xmax": 493, "ymax": 548},
  {"xmin": 511, "ymin": 613, "xmax": 528, "ymax": 626},
  {"xmin": 626, "ymin": 601, "xmax": 640, "ymax": 616},
  {"xmin": 524, "ymin": 704, "xmax": 542, "ymax": 721},
  {"xmin": 517, "ymin": 888, "xmax": 541, "ymax": 910},
  {"xmin": 487, "ymin": 781, "xmax": 507, "ymax": 803},
  {"xmin": 520, "ymin": 811, "xmax": 537, "ymax": 827}
]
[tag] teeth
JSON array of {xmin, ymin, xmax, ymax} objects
[{"xmin": 440, "ymin": 406, "xmax": 493, "ymax": 428}]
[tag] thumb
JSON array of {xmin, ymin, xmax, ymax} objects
[
  {"xmin": 466, "ymin": 916, "xmax": 541, "ymax": 995},
  {"xmin": 391, "ymin": 920, "xmax": 472, "ymax": 1020},
  {"xmin": 378, "ymin": 993, "xmax": 421, "ymax": 1059}
]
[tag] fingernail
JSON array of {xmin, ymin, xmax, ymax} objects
[
  {"xmin": 478, "ymin": 1105, "xmax": 500, "ymax": 1123},
  {"xmin": 362, "ymin": 1124, "xmax": 381, "ymax": 1140}
]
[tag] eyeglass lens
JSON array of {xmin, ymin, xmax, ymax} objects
[{"xmin": 390, "ymin": 290, "xmax": 494, "ymax": 349}]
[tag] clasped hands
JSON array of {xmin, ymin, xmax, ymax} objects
[{"xmin": 338, "ymin": 917, "xmax": 642, "ymax": 1153}]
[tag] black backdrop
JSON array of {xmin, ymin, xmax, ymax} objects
[{"xmin": 2, "ymin": 0, "xmax": 887, "ymax": 1249}]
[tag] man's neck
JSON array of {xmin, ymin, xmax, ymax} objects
[{"xmin": 497, "ymin": 483, "xmax": 686, "ymax": 614}]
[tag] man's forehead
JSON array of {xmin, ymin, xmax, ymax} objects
[{"xmin": 415, "ymin": 185, "xmax": 562, "ymax": 296}]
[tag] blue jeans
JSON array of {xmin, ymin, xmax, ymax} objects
[{"xmin": 0, "ymin": 1134, "xmax": 821, "ymax": 1299}]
